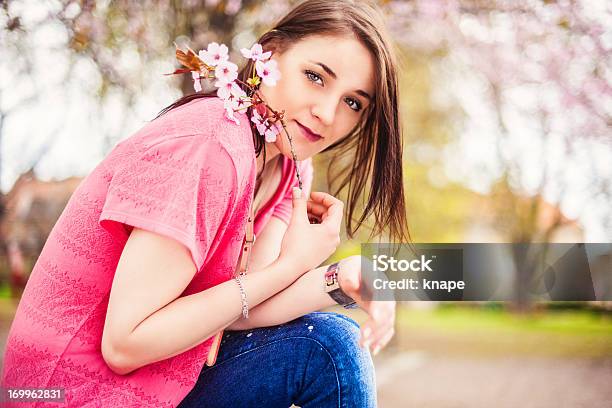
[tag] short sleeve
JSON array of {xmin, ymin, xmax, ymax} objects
[
  {"xmin": 271, "ymin": 159, "xmax": 314, "ymax": 225},
  {"xmin": 99, "ymin": 137, "xmax": 237, "ymax": 271}
]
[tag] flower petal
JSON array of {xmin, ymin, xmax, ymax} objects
[{"xmin": 240, "ymin": 48, "xmax": 252, "ymax": 59}]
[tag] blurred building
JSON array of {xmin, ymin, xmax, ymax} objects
[
  {"xmin": 0, "ymin": 171, "xmax": 82, "ymax": 293},
  {"xmin": 465, "ymin": 193, "xmax": 584, "ymax": 243}
]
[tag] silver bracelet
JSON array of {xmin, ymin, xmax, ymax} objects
[{"xmin": 234, "ymin": 274, "xmax": 249, "ymax": 319}]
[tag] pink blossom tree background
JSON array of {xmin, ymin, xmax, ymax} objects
[{"xmin": 0, "ymin": 0, "xmax": 610, "ymax": 263}]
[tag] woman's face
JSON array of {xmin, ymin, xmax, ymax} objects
[{"xmin": 258, "ymin": 34, "xmax": 375, "ymax": 161}]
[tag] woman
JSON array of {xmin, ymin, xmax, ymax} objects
[{"xmin": 1, "ymin": 0, "xmax": 409, "ymax": 406}]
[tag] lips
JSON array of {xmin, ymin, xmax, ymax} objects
[{"xmin": 296, "ymin": 121, "xmax": 322, "ymax": 142}]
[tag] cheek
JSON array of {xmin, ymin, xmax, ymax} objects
[
  {"xmin": 264, "ymin": 85, "xmax": 282, "ymax": 108},
  {"xmin": 281, "ymin": 75, "xmax": 308, "ymax": 110},
  {"xmin": 333, "ymin": 113, "xmax": 360, "ymax": 139},
  {"xmin": 273, "ymin": 129, "xmax": 292, "ymax": 157},
  {"xmin": 325, "ymin": 114, "xmax": 364, "ymax": 148}
]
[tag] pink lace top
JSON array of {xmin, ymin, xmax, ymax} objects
[{"xmin": 1, "ymin": 97, "xmax": 313, "ymax": 407}]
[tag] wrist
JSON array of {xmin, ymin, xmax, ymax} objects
[
  {"xmin": 324, "ymin": 261, "xmax": 358, "ymax": 309},
  {"xmin": 336, "ymin": 260, "xmax": 350, "ymax": 292}
]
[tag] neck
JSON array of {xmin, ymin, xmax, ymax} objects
[{"xmin": 256, "ymin": 141, "xmax": 281, "ymax": 176}]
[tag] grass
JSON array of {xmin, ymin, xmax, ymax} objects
[
  {"xmin": 0, "ymin": 282, "xmax": 12, "ymax": 298},
  {"xmin": 392, "ymin": 304, "xmax": 612, "ymax": 358},
  {"xmin": 400, "ymin": 304, "xmax": 612, "ymax": 334}
]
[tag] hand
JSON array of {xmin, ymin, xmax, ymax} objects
[
  {"xmin": 278, "ymin": 188, "xmax": 344, "ymax": 274},
  {"xmin": 306, "ymin": 191, "xmax": 330, "ymax": 224},
  {"xmin": 337, "ymin": 255, "xmax": 396, "ymax": 356}
]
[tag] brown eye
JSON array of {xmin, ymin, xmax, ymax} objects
[{"xmin": 345, "ymin": 97, "xmax": 362, "ymax": 112}]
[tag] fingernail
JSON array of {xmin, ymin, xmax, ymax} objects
[
  {"xmin": 363, "ymin": 327, "xmax": 372, "ymax": 338},
  {"xmin": 292, "ymin": 187, "xmax": 301, "ymax": 199},
  {"xmin": 373, "ymin": 345, "xmax": 381, "ymax": 356}
]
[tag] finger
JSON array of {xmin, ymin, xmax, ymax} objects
[
  {"xmin": 290, "ymin": 187, "xmax": 308, "ymax": 223},
  {"xmin": 371, "ymin": 327, "xmax": 395, "ymax": 356},
  {"xmin": 362, "ymin": 303, "xmax": 395, "ymax": 338},
  {"xmin": 359, "ymin": 318, "xmax": 380, "ymax": 348},
  {"xmin": 306, "ymin": 201, "xmax": 328, "ymax": 218},
  {"xmin": 306, "ymin": 200, "xmax": 328, "ymax": 217},
  {"xmin": 308, "ymin": 214, "xmax": 322, "ymax": 224},
  {"xmin": 309, "ymin": 191, "xmax": 342, "ymax": 209},
  {"xmin": 309, "ymin": 192, "xmax": 344, "ymax": 227},
  {"xmin": 359, "ymin": 320, "xmax": 376, "ymax": 349},
  {"xmin": 362, "ymin": 315, "xmax": 393, "ymax": 353},
  {"xmin": 319, "ymin": 201, "xmax": 343, "ymax": 231}
]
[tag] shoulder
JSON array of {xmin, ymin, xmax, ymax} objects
[
  {"xmin": 111, "ymin": 97, "xmax": 256, "ymax": 189},
  {"xmin": 139, "ymin": 96, "xmax": 253, "ymax": 150},
  {"xmin": 161, "ymin": 97, "xmax": 254, "ymax": 178}
]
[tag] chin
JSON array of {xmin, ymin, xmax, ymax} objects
[{"xmin": 275, "ymin": 125, "xmax": 318, "ymax": 161}]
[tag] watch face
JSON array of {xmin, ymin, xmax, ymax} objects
[
  {"xmin": 325, "ymin": 263, "xmax": 341, "ymax": 292},
  {"xmin": 325, "ymin": 273, "xmax": 340, "ymax": 292},
  {"xmin": 326, "ymin": 282, "xmax": 340, "ymax": 292}
]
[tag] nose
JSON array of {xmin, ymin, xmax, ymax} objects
[{"xmin": 311, "ymin": 97, "xmax": 337, "ymax": 127}]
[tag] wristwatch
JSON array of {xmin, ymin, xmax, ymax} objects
[{"xmin": 324, "ymin": 262, "xmax": 358, "ymax": 309}]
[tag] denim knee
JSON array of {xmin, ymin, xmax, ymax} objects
[
  {"xmin": 294, "ymin": 312, "xmax": 377, "ymax": 407},
  {"xmin": 297, "ymin": 312, "xmax": 361, "ymax": 352},
  {"xmin": 297, "ymin": 312, "xmax": 372, "ymax": 366}
]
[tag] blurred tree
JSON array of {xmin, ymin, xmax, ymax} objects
[
  {"xmin": 1, "ymin": 1, "xmax": 610, "ymax": 305},
  {"xmin": 383, "ymin": 0, "xmax": 611, "ymax": 308},
  {"xmin": 385, "ymin": 0, "xmax": 610, "ymax": 242},
  {"xmin": 0, "ymin": 0, "xmax": 295, "ymax": 287}
]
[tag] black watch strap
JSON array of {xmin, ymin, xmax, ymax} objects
[
  {"xmin": 325, "ymin": 262, "xmax": 358, "ymax": 309},
  {"xmin": 329, "ymin": 289, "xmax": 358, "ymax": 309}
]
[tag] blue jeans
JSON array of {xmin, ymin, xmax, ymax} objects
[{"xmin": 178, "ymin": 312, "xmax": 377, "ymax": 407}]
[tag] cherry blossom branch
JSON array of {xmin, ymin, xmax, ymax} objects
[{"xmin": 169, "ymin": 41, "xmax": 303, "ymax": 191}]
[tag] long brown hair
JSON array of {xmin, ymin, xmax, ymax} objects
[{"xmin": 157, "ymin": 0, "xmax": 411, "ymax": 244}]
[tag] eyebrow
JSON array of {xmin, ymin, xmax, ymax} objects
[{"xmin": 309, "ymin": 60, "xmax": 372, "ymax": 100}]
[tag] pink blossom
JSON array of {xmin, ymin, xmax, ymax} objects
[
  {"xmin": 215, "ymin": 80, "xmax": 242, "ymax": 101},
  {"xmin": 191, "ymin": 71, "xmax": 202, "ymax": 92},
  {"xmin": 240, "ymin": 43, "xmax": 272, "ymax": 61},
  {"xmin": 198, "ymin": 42, "xmax": 229, "ymax": 67},
  {"xmin": 232, "ymin": 87, "xmax": 251, "ymax": 110},
  {"xmin": 255, "ymin": 59, "xmax": 281, "ymax": 86},
  {"xmin": 225, "ymin": 107, "xmax": 240, "ymax": 125},
  {"xmin": 214, "ymin": 60, "xmax": 238, "ymax": 83},
  {"xmin": 264, "ymin": 126, "xmax": 278, "ymax": 143},
  {"xmin": 193, "ymin": 41, "xmax": 280, "ymax": 129},
  {"xmin": 250, "ymin": 110, "xmax": 280, "ymax": 142},
  {"xmin": 223, "ymin": 99, "xmax": 240, "ymax": 125},
  {"xmin": 250, "ymin": 110, "xmax": 267, "ymax": 133},
  {"xmin": 224, "ymin": 85, "xmax": 250, "ymax": 111}
]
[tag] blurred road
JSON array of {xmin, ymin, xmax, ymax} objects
[
  {"xmin": 374, "ymin": 349, "xmax": 612, "ymax": 408},
  {"xmin": 1, "ymin": 301, "xmax": 611, "ymax": 407}
]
